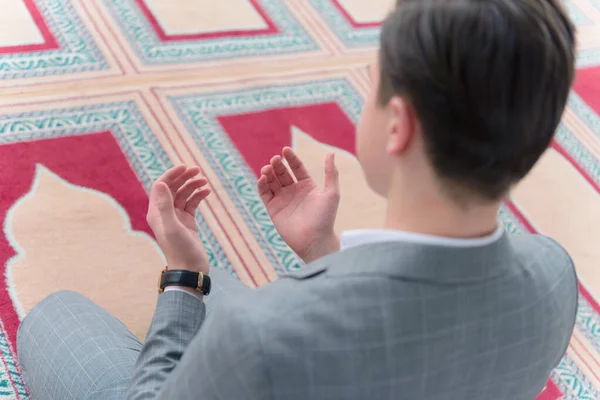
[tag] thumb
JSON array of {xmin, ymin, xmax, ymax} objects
[
  {"xmin": 324, "ymin": 153, "xmax": 340, "ymax": 196},
  {"xmin": 151, "ymin": 182, "xmax": 177, "ymax": 224}
]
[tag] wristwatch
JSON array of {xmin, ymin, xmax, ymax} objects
[{"xmin": 158, "ymin": 267, "xmax": 211, "ymax": 295}]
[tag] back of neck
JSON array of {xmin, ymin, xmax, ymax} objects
[{"xmin": 384, "ymin": 178, "xmax": 501, "ymax": 239}]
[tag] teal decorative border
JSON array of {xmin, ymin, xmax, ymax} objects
[
  {"xmin": 568, "ymin": 0, "xmax": 600, "ymax": 67},
  {"xmin": 497, "ymin": 205, "xmax": 526, "ymax": 234},
  {"xmin": 577, "ymin": 297, "xmax": 600, "ymax": 357},
  {"xmin": 0, "ymin": 322, "xmax": 27, "ymax": 399},
  {"xmin": 0, "ymin": 0, "xmax": 107, "ymax": 80},
  {"xmin": 104, "ymin": 0, "xmax": 317, "ymax": 65},
  {"xmin": 558, "ymin": 93, "xmax": 600, "ymax": 187},
  {"xmin": 308, "ymin": 0, "xmax": 380, "ymax": 48},
  {"xmin": 308, "ymin": 0, "xmax": 600, "ymax": 66},
  {"xmin": 553, "ymin": 354, "xmax": 599, "ymax": 400},
  {"xmin": 0, "ymin": 101, "xmax": 231, "ymax": 275},
  {"xmin": 565, "ymin": 0, "xmax": 593, "ymax": 26},
  {"xmin": 171, "ymin": 79, "xmax": 363, "ymax": 274},
  {"xmin": 556, "ymin": 125, "xmax": 600, "ymax": 188},
  {"xmin": 568, "ymin": 93, "xmax": 600, "ymax": 143}
]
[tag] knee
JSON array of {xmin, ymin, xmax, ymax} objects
[
  {"xmin": 17, "ymin": 290, "xmax": 88, "ymax": 352},
  {"xmin": 36, "ymin": 290, "xmax": 89, "ymax": 308}
]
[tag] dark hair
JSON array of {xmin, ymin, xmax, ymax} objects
[{"xmin": 378, "ymin": 0, "xmax": 576, "ymax": 201}]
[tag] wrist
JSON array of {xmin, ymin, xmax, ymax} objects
[
  {"xmin": 166, "ymin": 261, "xmax": 209, "ymax": 275},
  {"xmin": 299, "ymin": 232, "xmax": 340, "ymax": 264}
]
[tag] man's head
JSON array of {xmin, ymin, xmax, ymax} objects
[{"xmin": 356, "ymin": 0, "xmax": 576, "ymax": 203}]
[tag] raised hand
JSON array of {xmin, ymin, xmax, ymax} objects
[
  {"xmin": 147, "ymin": 165, "xmax": 211, "ymax": 274},
  {"xmin": 257, "ymin": 147, "xmax": 340, "ymax": 264}
]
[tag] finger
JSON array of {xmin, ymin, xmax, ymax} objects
[
  {"xmin": 270, "ymin": 155, "xmax": 294, "ymax": 187},
  {"xmin": 257, "ymin": 175, "xmax": 273, "ymax": 205},
  {"xmin": 261, "ymin": 165, "xmax": 282, "ymax": 193},
  {"xmin": 156, "ymin": 165, "xmax": 187, "ymax": 186},
  {"xmin": 324, "ymin": 153, "xmax": 340, "ymax": 196},
  {"xmin": 175, "ymin": 177, "xmax": 208, "ymax": 209},
  {"xmin": 170, "ymin": 166, "xmax": 201, "ymax": 192},
  {"xmin": 184, "ymin": 188, "xmax": 211, "ymax": 215},
  {"xmin": 282, "ymin": 147, "xmax": 311, "ymax": 181},
  {"xmin": 149, "ymin": 182, "xmax": 177, "ymax": 224}
]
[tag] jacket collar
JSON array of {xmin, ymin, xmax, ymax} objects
[{"xmin": 284, "ymin": 231, "xmax": 515, "ymax": 283}]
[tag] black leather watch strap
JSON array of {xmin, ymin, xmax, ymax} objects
[{"xmin": 159, "ymin": 268, "xmax": 211, "ymax": 295}]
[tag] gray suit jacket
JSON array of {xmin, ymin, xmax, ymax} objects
[{"xmin": 126, "ymin": 232, "xmax": 577, "ymax": 400}]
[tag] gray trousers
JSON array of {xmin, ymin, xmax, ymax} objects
[{"xmin": 16, "ymin": 268, "xmax": 249, "ymax": 400}]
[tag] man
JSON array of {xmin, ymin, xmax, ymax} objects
[{"xmin": 17, "ymin": 0, "xmax": 578, "ymax": 399}]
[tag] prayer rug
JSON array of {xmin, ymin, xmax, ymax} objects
[{"xmin": 0, "ymin": 1, "xmax": 599, "ymax": 398}]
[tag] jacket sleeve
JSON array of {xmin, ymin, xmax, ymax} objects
[
  {"xmin": 126, "ymin": 291, "xmax": 269, "ymax": 400},
  {"xmin": 125, "ymin": 290, "xmax": 206, "ymax": 399}
]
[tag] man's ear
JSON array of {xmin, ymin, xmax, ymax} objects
[{"xmin": 386, "ymin": 97, "xmax": 416, "ymax": 155}]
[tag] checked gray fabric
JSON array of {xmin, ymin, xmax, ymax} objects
[
  {"xmin": 18, "ymin": 232, "xmax": 577, "ymax": 400},
  {"xmin": 17, "ymin": 267, "xmax": 249, "ymax": 400}
]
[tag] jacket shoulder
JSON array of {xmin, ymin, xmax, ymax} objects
[{"xmin": 510, "ymin": 234, "xmax": 575, "ymax": 274}]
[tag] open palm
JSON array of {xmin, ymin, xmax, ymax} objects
[
  {"xmin": 258, "ymin": 147, "xmax": 340, "ymax": 263},
  {"xmin": 147, "ymin": 165, "xmax": 211, "ymax": 273}
]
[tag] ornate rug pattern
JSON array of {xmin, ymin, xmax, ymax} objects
[{"xmin": 0, "ymin": 1, "xmax": 599, "ymax": 398}]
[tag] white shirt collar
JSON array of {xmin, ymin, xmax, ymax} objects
[{"xmin": 340, "ymin": 224, "xmax": 505, "ymax": 250}]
